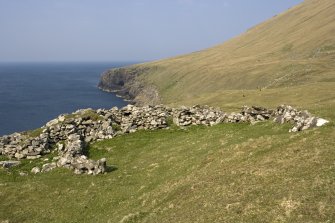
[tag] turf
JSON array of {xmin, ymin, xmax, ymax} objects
[
  {"xmin": 2, "ymin": 0, "xmax": 335, "ymax": 222},
  {"xmin": 1, "ymin": 117, "xmax": 334, "ymax": 222}
]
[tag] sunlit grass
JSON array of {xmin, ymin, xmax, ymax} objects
[{"xmin": 1, "ymin": 117, "xmax": 334, "ymax": 222}]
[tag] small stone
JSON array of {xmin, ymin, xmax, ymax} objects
[
  {"xmin": 14, "ymin": 153, "xmax": 26, "ymax": 159},
  {"xmin": 41, "ymin": 162, "xmax": 57, "ymax": 172},
  {"xmin": 57, "ymin": 143, "xmax": 64, "ymax": 151},
  {"xmin": 129, "ymin": 129, "xmax": 137, "ymax": 133},
  {"xmin": 57, "ymin": 156, "xmax": 71, "ymax": 167},
  {"xmin": 31, "ymin": 140, "xmax": 40, "ymax": 147},
  {"xmin": 31, "ymin": 167, "xmax": 41, "ymax": 174},
  {"xmin": 316, "ymin": 118, "xmax": 329, "ymax": 127},
  {"xmin": 150, "ymin": 120, "xmax": 158, "ymax": 126},
  {"xmin": 256, "ymin": 115, "xmax": 265, "ymax": 121},
  {"xmin": 58, "ymin": 115, "xmax": 66, "ymax": 122},
  {"xmin": 74, "ymin": 169, "xmax": 83, "ymax": 174},
  {"xmin": 46, "ymin": 118, "xmax": 59, "ymax": 127},
  {"xmin": 27, "ymin": 155, "xmax": 41, "ymax": 160},
  {"xmin": 27, "ymin": 151, "xmax": 41, "ymax": 156},
  {"xmin": 290, "ymin": 127, "xmax": 299, "ymax": 133}
]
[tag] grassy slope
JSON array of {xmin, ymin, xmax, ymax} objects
[
  {"xmin": 131, "ymin": 0, "xmax": 335, "ymax": 108},
  {"xmin": 1, "ymin": 119, "xmax": 335, "ymax": 223},
  {"xmin": 2, "ymin": 1, "xmax": 335, "ymax": 222}
]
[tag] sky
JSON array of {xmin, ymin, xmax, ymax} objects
[{"xmin": 0, "ymin": 0, "xmax": 303, "ymax": 62}]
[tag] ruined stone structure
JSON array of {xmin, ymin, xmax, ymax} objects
[{"xmin": 0, "ymin": 104, "xmax": 329, "ymax": 175}]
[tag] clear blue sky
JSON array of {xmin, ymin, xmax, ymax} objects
[{"xmin": 0, "ymin": 0, "xmax": 303, "ymax": 62}]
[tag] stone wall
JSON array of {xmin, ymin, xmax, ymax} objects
[{"xmin": 0, "ymin": 104, "xmax": 329, "ymax": 175}]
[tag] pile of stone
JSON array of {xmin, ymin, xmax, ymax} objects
[
  {"xmin": 30, "ymin": 134, "xmax": 107, "ymax": 175},
  {"xmin": 274, "ymin": 105, "xmax": 329, "ymax": 132},
  {"xmin": 0, "ymin": 104, "xmax": 329, "ymax": 175},
  {"xmin": 241, "ymin": 106, "xmax": 273, "ymax": 122},
  {"xmin": 97, "ymin": 104, "xmax": 171, "ymax": 133},
  {"xmin": 46, "ymin": 108, "xmax": 115, "ymax": 143},
  {"xmin": 172, "ymin": 105, "xmax": 225, "ymax": 126},
  {"xmin": 54, "ymin": 134, "xmax": 106, "ymax": 175},
  {"xmin": 170, "ymin": 105, "xmax": 274, "ymax": 125},
  {"xmin": 0, "ymin": 132, "xmax": 50, "ymax": 160}
]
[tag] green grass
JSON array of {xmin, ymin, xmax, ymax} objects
[
  {"xmin": 1, "ymin": 117, "xmax": 334, "ymax": 222},
  {"xmin": 63, "ymin": 109, "xmax": 103, "ymax": 122},
  {"xmin": 22, "ymin": 128, "xmax": 45, "ymax": 138},
  {"xmin": 2, "ymin": 1, "xmax": 335, "ymax": 222},
  {"xmin": 112, "ymin": 123, "xmax": 122, "ymax": 132}
]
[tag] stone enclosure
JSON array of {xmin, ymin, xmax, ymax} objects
[{"xmin": 0, "ymin": 104, "xmax": 329, "ymax": 175}]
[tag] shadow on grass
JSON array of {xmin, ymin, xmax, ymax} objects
[
  {"xmin": 106, "ymin": 165, "xmax": 118, "ymax": 173},
  {"xmin": 82, "ymin": 144, "xmax": 118, "ymax": 173},
  {"xmin": 83, "ymin": 143, "xmax": 110, "ymax": 159}
]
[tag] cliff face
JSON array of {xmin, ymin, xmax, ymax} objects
[{"xmin": 98, "ymin": 66, "xmax": 160, "ymax": 106}]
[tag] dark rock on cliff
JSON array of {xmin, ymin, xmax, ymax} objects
[{"xmin": 98, "ymin": 66, "xmax": 160, "ymax": 106}]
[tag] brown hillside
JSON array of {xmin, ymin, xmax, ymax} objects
[{"xmin": 101, "ymin": 0, "xmax": 335, "ymax": 110}]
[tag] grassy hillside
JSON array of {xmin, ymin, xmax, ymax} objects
[
  {"xmin": 124, "ymin": 0, "xmax": 335, "ymax": 108},
  {"xmin": 1, "ymin": 115, "xmax": 334, "ymax": 222},
  {"xmin": 2, "ymin": 1, "xmax": 335, "ymax": 222}
]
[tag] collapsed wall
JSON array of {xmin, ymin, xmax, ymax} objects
[{"xmin": 0, "ymin": 104, "xmax": 329, "ymax": 175}]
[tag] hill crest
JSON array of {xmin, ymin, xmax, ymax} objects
[{"xmin": 99, "ymin": 0, "xmax": 335, "ymax": 110}]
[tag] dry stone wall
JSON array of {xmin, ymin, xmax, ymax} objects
[{"xmin": 0, "ymin": 104, "xmax": 329, "ymax": 175}]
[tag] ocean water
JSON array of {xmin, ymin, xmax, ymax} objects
[{"xmin": 0, "ymin": 62, "xmax": 132, "ymax": 136}]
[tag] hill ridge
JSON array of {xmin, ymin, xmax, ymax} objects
[{"xmin": 99, "ymin": 0, "xmax": 335, "ymax": 110}]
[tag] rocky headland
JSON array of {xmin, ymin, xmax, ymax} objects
[
  {"xmin": 0, "ymin": 104, "xmax": 329, "ymax": 175},
  {"xmin": 98, "ymin": 66, "xmax": 160, "ymax": 105}
]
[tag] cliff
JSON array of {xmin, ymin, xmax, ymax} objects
[{"xmin": 98, "ymin": 66, "xmax": 160, "ymax": 106}]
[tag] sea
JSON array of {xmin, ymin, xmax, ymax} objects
[{"xmin": 0, "ymin": 62, "xmax": 133, "ymax": 136}]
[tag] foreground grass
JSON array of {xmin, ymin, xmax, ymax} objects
[{"xmin": 1, "ymin": 119, "xmax": 334, "ymax": 222}]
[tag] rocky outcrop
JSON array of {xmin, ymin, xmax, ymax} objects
[
  {"xmin": 98, "ymin": 66, "xmax": 160, "ymax": 105},
  {"xmin": 0, "ymin": 104, "xmax": 329, "ymax": 175}
]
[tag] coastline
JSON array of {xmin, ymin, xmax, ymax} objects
[
  {"xmin": 98, "ymin": 86, "xmax": 134, "ymax": 103},
  {"xmin": 98, "ymin": 66, "xmax": 161, "ymax": 106},
  {"xmin": 0, "ymin": 62, "xmax": 127, "ymax": 136}
]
